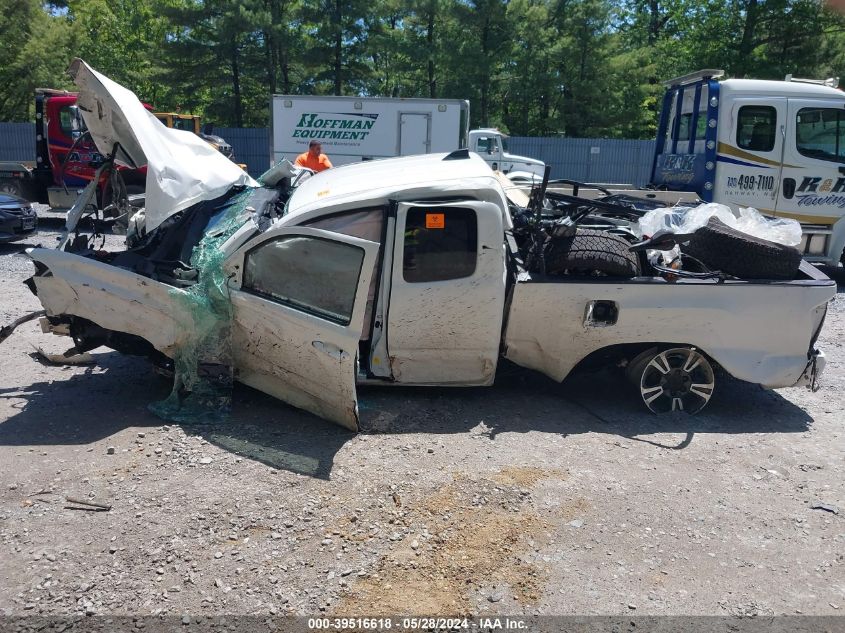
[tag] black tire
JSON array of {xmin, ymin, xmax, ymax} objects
[
  {"xmin": 543, "ymin": 229, "xmax": 641, "ymax": 278},
  {"xmin": 0, "ymin": 179, "xmax": 22, "ymax": 197},
  {"xmin": 630, "ymin": 346, "xmax": 716, "ymax": 414},
  {"xmin": 684, "ymin": 217, "xmax": 802, "ymax": 280}
]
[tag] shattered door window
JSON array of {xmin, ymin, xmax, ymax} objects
[{"xmin": 244, "ymin": 236, "xmax": 365, "ymax": 325}]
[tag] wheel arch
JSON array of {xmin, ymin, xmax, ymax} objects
[
  {"xmin": 566, "ymin": 341, "xmax": 720, "ymax": 377},
  {"xmin": 566, "ymin": 342, "xmax": 721, "ymax": 414}
]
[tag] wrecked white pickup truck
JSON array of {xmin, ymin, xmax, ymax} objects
[{"xmin": 9, "ymin": 60, "xmax": 836, "ymax": 431}]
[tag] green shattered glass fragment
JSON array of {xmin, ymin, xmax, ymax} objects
[{"xmin": 149, "ymin": 188, "xmax": 254, "ymax": 423}]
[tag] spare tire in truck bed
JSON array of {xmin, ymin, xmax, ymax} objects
[
  {"xmin": 683, "ymin": 217, "xmax": 802, "ymax": 280},
  {"xmin": 543, "ymin": 229, "xmax": 641, "ymax": 278}
]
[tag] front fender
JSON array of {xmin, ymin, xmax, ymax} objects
[{"xmin": 26, "ymin": 248, "xmax": 191, "ymax": 356}]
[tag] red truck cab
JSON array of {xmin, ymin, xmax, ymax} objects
[
  {"xmin": 40, "ymin": 93, "xmax": 102, "ymax": 194},
  {"xmin": 0, "ymin": 90, "xmax": 146, "ymax": 209}
]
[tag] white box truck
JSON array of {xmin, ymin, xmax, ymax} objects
[
  {"xmin": 270, "ymin": 95, "xmax": 546, "ymax": 178},
  {"xmin": 271, "ymin": 95, "xmax": 470, "ymax": 166}
]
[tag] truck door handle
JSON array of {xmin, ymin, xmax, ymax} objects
[
  {"xmin": 782, "ymin": 178, "xmax": 796, "ymax": 199},
  {"xmin": 312, "ymin": 340, "xmax": 349, "ymax": 361}
]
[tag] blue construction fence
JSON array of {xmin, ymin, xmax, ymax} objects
[
  {"xmin": 0, "ymin": 122, "xmax": 35, "ymax": 162},
  {"xmin": 0, "ymin": 122, "xmax": 656, "ymax": 186}
]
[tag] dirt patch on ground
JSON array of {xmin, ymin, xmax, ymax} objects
[
  {"xmin": 556, "ymin": 496, "xmax": 592, "ymax": 522},
  {"xmin": 492, "ymin": 465, "xmax": 566, "ymax": 487},
  {"xmin": 335, "ymin": 468, "xmax": 560, "ymax": 615}
]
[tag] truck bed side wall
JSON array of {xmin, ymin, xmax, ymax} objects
[{"xmin": 504, "ymin": 278, "xmax": 832, "ymax": 388}]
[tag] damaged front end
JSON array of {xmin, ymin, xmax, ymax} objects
[
  {"xmin": 27, "ymin": 183, "xmax": 284, "ymax": 422},
  {"xmin": 19, "ymin": 58, "xmax": 289, "ymax": 423}
]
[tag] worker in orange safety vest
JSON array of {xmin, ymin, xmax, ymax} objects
[{"xmin": 295, "ymin": 140, "xmax": 333, "ymax": 172}]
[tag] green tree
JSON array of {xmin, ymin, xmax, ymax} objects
[
  {"xmin": 262, "ymin": 0, "xmax": 304, "ymax": 94},
  {"xmin": 4, "ymin": 0, "xmax": 845, "ymax": 137},
  {"xmin": 0, "ymin": 0, "xmax": 73, "ymax": 121},
  {"xmin": 404, "ymin": 0, "xmax": 448, "ymax": 98},
  {"xmin": 363, "ymin": 0, "xmax": 412, "ymax": 96},
  {"xmin": 299, "ymin": 0, "xmax": 372, "ymax": 94},
  {"xmin": 500, "ymin": 0, "xmax": 563, "ymax": 135},
  {"xmin": 445, "ymin": 0, "xmax": 510, "ymax": 127},
  {"xmin": 158, "ymin": 0, "xmax": 269, "ymax": 126},
  {"xmin": 552, "ymin": 0, "xmax": 618, "ymax": 136}
]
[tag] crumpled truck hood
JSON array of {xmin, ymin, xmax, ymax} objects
[{"xmin": 68, "ymin": 58, "xmax": 256, "ymax": 234}]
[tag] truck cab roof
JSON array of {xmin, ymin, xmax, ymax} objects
[
  {"xmin": 719, "ymin": 78, "xmax": 845, "ymax": 100},
  {"xmin": 282, "ymin": 151, "xmax": 512, "ymax": 227},
  {"xmin": 471, "ymin": 127, "xmax": 508, "ymax": 137}
]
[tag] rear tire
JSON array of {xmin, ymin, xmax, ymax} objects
[
  {"xmin": 684, "ymin": 217, "xmax": 802, "ymax": 280},
  {"xmin": 544, "ymin": 229, "xmax": 641, "ymax": 277},
  {"xmin": 629, "ymin": 347, "xmax": 715, "ymax": 414}
]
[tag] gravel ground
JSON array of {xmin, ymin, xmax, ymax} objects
[{"xmin": 1, "ymin": 226, "xmax": 844, "ymax": 619}]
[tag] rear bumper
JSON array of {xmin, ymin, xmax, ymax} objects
[{"xmin": 793, "ymin": 349, "xmax": 826, "ymax": 390}]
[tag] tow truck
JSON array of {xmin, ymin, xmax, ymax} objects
[
  {"xmin": 547, "ymin": 69, "xmax": 845, "ymax": 267},
  {"xmin": 0, "ymin": 89, "xmax": 145, "ymax": 209},
  {"xmin": 0, "ymin": 94, "xmax": 239, "ymax": 212}
]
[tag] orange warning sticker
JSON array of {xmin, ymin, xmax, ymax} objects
[{"xmin": 425, "ymin": 213, "xmax": 445, "ymax": 229}]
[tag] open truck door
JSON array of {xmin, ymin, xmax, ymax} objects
[{"xmin": 226, "ymin": 227, "xmax": 379, "ymax": 430}]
